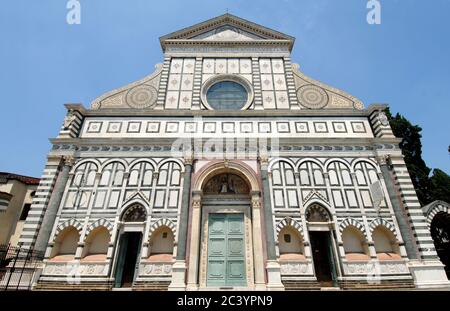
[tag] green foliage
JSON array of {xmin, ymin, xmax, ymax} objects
[
  {"xmin": 429, "ymin": 169, "xmax": 450, "ymax": 204},
  {"xmin": 385, "ymin": 108, "xmax": 450, "ymax": 205}
]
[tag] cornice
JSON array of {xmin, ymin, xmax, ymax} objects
[
  {"xmin": 62, "ymin": 103, "xmax": 387, "ymax": 118},
  {"xmin": 49, "ymin": 137, "xmax": 401, "ymax": 147}
]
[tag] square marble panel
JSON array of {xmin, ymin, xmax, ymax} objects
[
  {"xmin": 258, "ymin": 122, "xmax": 272, "ymax": 133},
  {"xmin": 167, "ymin": 74, "xmax": 181, "ymax": 90},
  {"xmin": 107, "ymin": 122, "xmax": 121, "ymax": 133},
  {"xmin": 332, "ymin": 122, "xmax": 347, "ymax": 133},
  {"xmin": 259, "ymin": 59, "xmax": 272, "ymax": 74},
  {"xmin": 181, "ymin": 74, "xmax": 193, "ymax": 91},
  {"xmin": 222, "ymin": 122, "xmax": 235, "ymax": 133},
  {"xmin": 239, "ymin": 59, "xmax": 252, "ymax": 74},
  {"xmin": 215, "ymin": 59, "xmax": 227, "ymax": 74},
  {"xmin": 262, "ymin": 91, "xmax": 276, "ymax": 109},
  {"xmin": 179, "ymin": 91, "xmax": 192, "ymax": 109},
  {"xmin": 351, "ymin": 122, "xmax": 366, "ymax": 133},
  {"xmin": 203, "ymin": 59, "xmax": 215, "ymax": 73},
  {"xmin": 146, "ymin": 122, "xmax": 160, "ymax": 133},
  {"xmin": 260, "ymin": 74, "xmax": 274, "ymax": 91},
  {"xmin": 295, "ymin": 122, "xmax": 309, "ymax": 133},
  {"xmin": 87, "ymin": 121, "xmax": 102, "ymax": 133},
  {"xmin": 227, "ymin": 59, "xmax": 239, "ymax": 74},
  {"xmin": 240, "ymin": 122, "xmax": 253, "ymax": 133},
  {"xmin": 271, "ymin": 59, "xmax": 285, "ymax": 74},
  {"xmin": 127, "ymin": 122, "xmax": 141, "ymax": 133},
  {"xmin": 185, "ymin": 122, "xmax": 197, "ymax": 133},
  {"xmin": 170, "ymin": 58, "xmax": 183, "ymax": 73},
  {"xmin": 275, "ymin": 91, "xmax": 289, "ymax": 109},
  {"xmin": 273, "ymin": 74, "xmax": 287, "ymax": 90},
  {"xmin": 183, "ymin": 58, "xmax": 195, "ymax": 73},
  {"xmin": 203, "ymin": 122, "xmax": 216, "ymax": 133},
  {"xmin": 276, "ymin": 122, "xmax": 290, "ymax": 133},
  {"xmin": 165, "ymin": 122, "xmax": 179, "ymax": 133},
  {"xmin": 165, "ymin": 91, "xmax": 179, "ymax": 109},
  {"xmin": 314, "ymin": 122, "xmax": 328, "ymax": 133}
]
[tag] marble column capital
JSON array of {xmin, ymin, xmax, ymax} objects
[{"xmin": 62, "ymin": 155, "xmax": 76, "ymax": 167}]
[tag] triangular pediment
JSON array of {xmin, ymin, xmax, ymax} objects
[
  {"xmin": 160, "ymin": 13, "xmax": 294, "ymax": 51},
  {"xmin": 122, "ymin": 190, "xmax": 151, "ymax": 206},
  {"xmin": 193, "ymin": 25, "xmax": 264, "ymax": 41}
]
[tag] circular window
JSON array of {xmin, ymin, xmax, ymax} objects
[
  {"xmin": 201, "ymin": 75, "xmax": 253, "ymax": 110},
  {"xmin": 206, "ymin": 81, "xmax": 248, "ymax": 110}
]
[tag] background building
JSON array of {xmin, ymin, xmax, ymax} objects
[
  {"xmin": 0, "ymin": 172, "xmax": 39, "ymax": 246},
  {"xmin": 18, "ymin": 14, "xmax": 450, "ymax": 290}
]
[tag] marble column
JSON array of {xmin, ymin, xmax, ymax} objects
[
  {"xmin": 260, "ymin": 157, "xmax": 284, "ymax": 290},
  {"xmin": 34, "ymin": 155, "xmax": 75, "ymax": 253},
  {"xmin": 169, "ymin": 157, "xmax": 193, "ymax": 290},
  {"xmin": 186, "ymin": 191, "xmax": 202, "ymax": 290},
  {"xmin": 251, "ymin": 192, "xmax": 267, "ymax": 290}
]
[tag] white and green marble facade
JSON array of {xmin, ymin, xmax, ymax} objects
[{"xmin": 19, "ymin": 14, "xmax": 449, "ymax": 290}]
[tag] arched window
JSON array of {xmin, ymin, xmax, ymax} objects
[
  {"xmin": 342, "ymin": 226, "xmax": 370, "ymax": 261},
  {"xmin": 297, "ymin": 161, "xmax": 328, "ymax": 205},
  {"xmin": 148, "ymin": 226, "xmax": 174, "ymax": 262},
  {"xmin": 125, "ymin": 161, "xmax": 155, "ymax": 204},
  {"xmin": 372, "ymin": 226, "xmax": 401, "ymax": 260},
  {"xmin": 95, "ymin": 162, "xmax": 125, "ymax": 209},
  {"xmin": 354, "ymin": 161, "xmax": 386, "ymax": 210},
  {"xmin": 270, "ymin": 161, "xmax": 298, "ymax": 209},
  {"xmin": 153, "ymin": 162, "xmax": 182, "ymax": 210},
  {"xmin": 81, "ymin": 227, "xmax": 110, "ymax": 261},
  {"xmin": 278, "ymin": 226, "xmax": 305, "ymax": 261},
  {"xmin": 50, "ymin": 226, "xmax": 79, "ymax": 261},
  {"xmin": 327, "ymin": 161, "xmax": 357, "ymax": 209},
  {"xmin": 65, "ymin": 162, "xmax": 98, "ymax": 210}
]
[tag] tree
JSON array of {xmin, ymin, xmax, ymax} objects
[
  {"xmin": 429, "ymin": 169, "xmax": 450, "ymax": 204},
  {"xmin": 385, "ymin": 108, "xmax": 432, "ymax": 205}
]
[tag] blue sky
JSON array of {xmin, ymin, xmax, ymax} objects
[{"xmin": 1, "ymin": 0, "xmax": 449, "ymax": 177}]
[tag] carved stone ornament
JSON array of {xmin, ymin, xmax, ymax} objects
[
  {"xmin": 203, "ymin": 173, "xmax": 250, "ymax": 194},
  {"xmin": 297, "ymin": 84, "xmax": 329, "ymax": 109},
  {"xmin": 63, "ymin": 111, "xmax": 77, "ymax": 129},
  {"xmin": 125, "ymin": 85, "xmax": 158, "ymax": 109},
  {"xmin": 280, "ymin": 262, "xmax": 309, "ymax": 275},
  {"xmin": 122, "ymin": 203, "xmax": 147, "ymax": 222},
  {"xmin": 305, "ymin": 204, "xmax": 330, "ymax": 222},
  {"xmin": 378, "ymin": 111, "xmax": 389, "ymax": 126},
  {"xmin": 62, "ymin": 155, "xmax": 76, "ymax": 167}
]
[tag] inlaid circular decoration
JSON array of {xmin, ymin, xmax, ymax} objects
[
  {"xmin": 297, "ymin": 84, "xmax": 329, "ymax": 109},
  {"xmin": 201, "ymin": 74, "xmax": 253, "ymax": 111},
  {"xmin": 126, "ymin": 85, "xmax": 157, "ymax": 109}
]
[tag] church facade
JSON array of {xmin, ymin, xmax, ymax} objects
[{"xmin": 19, "ymin": 14, "xmax": 450, "ymax": 290}]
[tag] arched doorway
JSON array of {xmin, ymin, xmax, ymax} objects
[
  {"xmin": 187, "ymin": 161, "xmax": 265, "ymax": 290},
  {"xmin": 430, "ymin": 212, "xmax": 450, "ymax": 279},
  {"xmin": 113, "ymin": 203, "xmax": 146, "ymax": 288},
  {"xmin": 305, "ymin": 204, "xmax": 338, "ymax": 287},
  {"xmin": 202, "ymin": 173, "xmax": 249, "ymax": 287}
]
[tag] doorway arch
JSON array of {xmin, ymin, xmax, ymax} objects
[
  {"xmin": 113, "ymin": 203, "xmax": 147, "ymax": 288},
  {"xmin": 187, "ymin": 160, "xmax": 266, "ymax": 290},
  {"xmin": 304, "ymin": 203, "xmax": 339, "ymax": 287},
  {"xmin": 424, "ymin": 201, "xmax": 450, "ymax": 279}
]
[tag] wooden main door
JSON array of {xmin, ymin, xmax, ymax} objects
[{"xmin": 207, "ymin": 213, "xmax": 246, "ymax": 287}]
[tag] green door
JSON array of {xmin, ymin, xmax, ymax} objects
[{"xmin": 207, "ymin": 213, "xmax": 246, "ymax": 287}]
